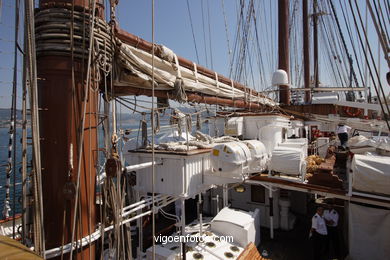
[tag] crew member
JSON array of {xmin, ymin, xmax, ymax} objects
[
  {"xmin": 324, "ymin": 202, "xmax": 340, "ymax": 259},
  {"xmin": 311, "ymin": 207, "xmax": 328, "ymax": 260},
  {"xmin": 336, "ymin": 124, "xmax": 351, "ymax": 149}
]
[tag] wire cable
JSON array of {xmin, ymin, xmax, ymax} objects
[
  {"xmin": 186, "ymin": 0, "xmax": 200, "ymax": 64},
  {"xmin": 151, "ymin": 0, "xmax": 156, "ymax": 259},
  {"xmin": 69, "ymin": 1, "xmax": 98, "ymax": 259}
]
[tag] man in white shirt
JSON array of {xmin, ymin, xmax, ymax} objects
[
  {"xmin": 324, "ymin": 202, "xmax": 340, "ymax": 259},
  {"xmin": 311, "ymin": 207, "xmax": 328, "ymax": 260},
  {"xmin": 336, "ymin": 124, "xmax": 351, "ymax": 149}
]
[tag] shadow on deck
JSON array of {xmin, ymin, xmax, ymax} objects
[{"xmin": 258, "ymin": 202, "xmax": 348, "ymax": 260}]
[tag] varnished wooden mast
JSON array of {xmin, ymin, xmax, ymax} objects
[
  {"xmin": 278, "ymin": 0, "xmax": 291, "ymax": 105},
  {"xmin": 313, "ymin": 0, "xmax": 319, "ymax": 88},
  {"xmin": 37, "ymin": 0, "xmax": 102, "ymax": 258},
  {"xmin": 303, "ymin": 0, "xmax": 311, "ymax": 103}
]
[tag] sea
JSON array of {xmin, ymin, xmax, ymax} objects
[{"xmin": 0, "ymin": 108, "xmax": 212, "ymax": 219}]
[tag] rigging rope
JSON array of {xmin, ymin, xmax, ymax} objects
[
  {"xmin": 221, "ymin": 0, "xmax": 232, "ymax": 65},
  {"xmin": 206, "ymin": 0, "xmax": 214, "ymax": 69},
  {"xmin": 367, "ymin": 0, "xmax": 390, "ymax": 68},
  {"xmin": 340, "ymin": 0, "xmax": 366, "ymax": 87},
  {"xmin": 151, "ymin": 0, "xmax": 157, "ymax": 259},
  {"xmin": 69, "ymin": 1, "xmax": 98, "ymax": 259},
  {"xmin": 186, "ymin": 0, "xmax": 200, "ymax": 64},
  {"xmin": 11, "ymin": 0, "xmax": 20, "ymax": 239},
  {"xmin": 25, "ymin": 0, "xmax": 46, "ymax": 254},
  {"xmin": 200, "ymin": 0, "xmax": 209, "ymax": 67},
  {"xmin": 347, "ymin": 0, "xmax": 390, "ymax": 131},
  {"xmin": 329, "ymin": 0, "xmax": 360, "ymax": 88},
  {"xmin": 3, "ymin": 1, "xmax": 20, "ymax": 240}
]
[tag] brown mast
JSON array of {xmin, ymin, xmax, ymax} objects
[
  {"xmin": 37, "ymin": 0, "xmax": 102, "ymax": 258},
  {"xmin": 313, "ymin": 0, "xmax": 319, "ymax": 88},
  {"xmin": 278, "ymin": 0, "xmax": 291, "ymax": 105},
  {"xmin": 303, "ymin": 0, "xmax": 311, "ymax": 103}
]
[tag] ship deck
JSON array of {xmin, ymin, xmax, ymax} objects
[
  {"xmin": 248, "ymin": 173, "xmax": 390, "ymax": 208},
  {"xmin": 257, "ymin": 202, "xmax": 348, "ymax": 260}
]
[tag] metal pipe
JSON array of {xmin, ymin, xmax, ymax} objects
[
  {"xmin": 136, "ymin": 191, "xmax": 143, "ymax": 259},
  {"xmin": 198, "ymin": 193, "xmax": 203, "ymax": 236},
  {"xmin": 181, "ymin": 198, "xmax": 186, "ymax": 260},
  {"xmin": 122, "ymin": 196, "xmax": 167, "ymax": 217},
  {"xmin": 216, "ymin": 194, "xmax": 220, "ymax": 213},
  {"xmin": 269, "ymin": 186, "xmax": 274, "ymax": 239},
  {"xmin": 223, "ymin": 184, "xmax": 228, "ymax": 208},
  {"xmin": 45, "ymin": 197, "xmax": 178, "ymax": 259},
  {"xmin": 246, "ymin": 179, "xmax": 390, "ymax": 209},
  {"xmin": 181, "ymin": 198, "xmax": 186, "ymax": 235},
  {"xmin": 125, "ymin": 161, "xmax": 162, "ymax": 172},
  {"xmin": 352, "ymin": 191, "xmax": 390, "ymax": 202}
]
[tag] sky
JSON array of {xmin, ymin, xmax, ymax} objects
[
  {"xmin": 114, "ymin": 0, "xmax": 246, "ymax": 78},
  {"xmin": 0, "ymin": 0, "xmax": 388, "ymax": 109}
]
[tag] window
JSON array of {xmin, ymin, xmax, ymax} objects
[{"xmin": 251, "ymin": 185, "xmax": 265, "ymax": 203}]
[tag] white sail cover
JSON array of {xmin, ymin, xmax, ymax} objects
[
  {"xmin": 114, "ymin": 41, "xmax": 278, "ymax": 106},
  {"xmin": 278, "ymin": 138, "xmax": 308, "ymax": 158},
  {"xmin": 269, "ymin": 147, "xmax": 305, "ymax": 176},
  {"xmin": 351, "ymin": 154, "xmax": 390, "ymax": 196},
  {"xmin": 349, "ymin": 203, "xmax": 390, "ymax": 260}
]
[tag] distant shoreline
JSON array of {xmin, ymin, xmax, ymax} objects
[{"xmin": 0, "ymin": 120, "xmax": 30, "ymax": 128}]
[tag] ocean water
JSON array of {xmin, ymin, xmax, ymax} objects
[
  {"xmin": 0, "ymin": 127, "xmax": 26, "ymax": 219},
  {"xmin": 0, "ymin": 118, "xmax": 210, "ymax": 219}
]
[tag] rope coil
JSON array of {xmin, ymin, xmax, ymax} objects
[{"xmin": 35, "ymin": 7, "xmax": 114, "ymax": 63}]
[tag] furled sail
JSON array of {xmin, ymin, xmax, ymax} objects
[{"xmin": 114, "ymin": 39, "xmax": 278, "ymax": 107}]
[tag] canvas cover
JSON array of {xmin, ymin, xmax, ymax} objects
[
  {"xmin": 269, "ymin": 147, "xmax": 305, "ymax": 176},
  {"xmin": 349, "ymin": 203, "xmax": 390, "ymax": 260},
  {"xmin": 351, "ymin": 154, "xmax": 390, "ymax": 196}
]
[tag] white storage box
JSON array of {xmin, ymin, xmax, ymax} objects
[
  {"xmin": 243, "ymin": 115, "xmax": 290, "ymax": 139},
  {"xmin": 130, "ymin": 150, "xmax": 211, "ymax": 198},
  {"xmin": 211, "ymin": 207, "xmax": 260, "ymax": 247},
  {"xmin": 242, "ymin": 140, "xmax": 268, "ymax": 172},
  {"xmin": 269, "ymin": 147, "xmax": 306, "ymax": 176}
]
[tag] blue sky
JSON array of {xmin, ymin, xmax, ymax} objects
[
  {"xmin": 0, "ymin": 0, "xmax": 388, "ymax": 109},
  {"xmin": 115, "ymin": 0, "xmax": 246, "ymax": 76}
]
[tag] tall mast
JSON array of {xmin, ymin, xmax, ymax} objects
[
  {"xmin": 313, "ymin": 0, "xmax": 319, "ymax": 88},
  {"xmin": 303, "ymin": 0, "xmax": 311, "ymax": 103},
  {"xmin": 37, "ymin": 0, "xmax": 103, "ymax": 258},
  {"xmin": 278, "ymin": 0, "xmax": 290, "ymax": 105}
]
